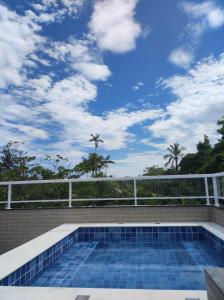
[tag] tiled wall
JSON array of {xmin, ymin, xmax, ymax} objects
[
  {"xmin": 211, "ymin": 207, "xmax": 224, "ymax": 227},
  {"xmin": 200, "ymin": 227, "xmax": 224, "ymax": 252},
  {"xmin": 77, "ymin": 226, "xmax": 201, "ymax": 242},
  {"xmin": 0, "ymin": 229, "xmax": 80, "ymax": 287},
  {"xmin": 0, "ymin": 206, "xmax": 211, "ymax": 254}
]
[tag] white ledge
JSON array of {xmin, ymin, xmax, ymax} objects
[{"xmin": 0, "ymin": 286, "xmax": 208, "ymax": 300}]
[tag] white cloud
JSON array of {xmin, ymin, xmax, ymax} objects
[
  {"xmin": 0, "ymin": 2, "xmax": 163, "ymax": 159},
  {"xmin": 0, "ymin": 5, "xmax": 43, "ymax": 88},
  {"xmin": 73, "ymin": 63, "xmax": 111, "ymax": 81},
  {"xmin": 207, "ymin": 7, "xmax": 224, "ymax": 28},
  {"xmin": 0, "ymin": 91, "xmax": 48, "ymax": 143},
  {"xmin": 150, "ymin": 54, "xmax": 224, "ymax": 152},
  {"xmin": 169, "ymin": 48, "xmax": 193, "ymax": 68},
  {"xmin": 133, "ymin": 81, "xmax": 144, "ymax": 90},
  {"xmin": 46, "ymin": 75, "xmax": 97, "ymax": 106},
  {"xmin": 169, "ymin": 1, "xmax": 224, "ymax": 68},
  {"xmin": 110, "ymin": 151, "xmax": 164, "ymax": 177},
  {"xmin": 181, "ymin": 1, "xmax": 224, "ymax": 29},
  {"xmin": 47, "ymin": 38, "xmax": 111, "ymax": 81},
  {"xmin": 42, "ymin": 76, "xmax": 164, "ymax": 150},
  {"xmin": 32, "ymin": 0, "xmax": 84, "ymax": 22},
  {"xmin": 6, "ymin": 123, "xmax": 48, "ymax": 140},
  {"xmin": 46, "ymin": 39, "xmax": 90, "ymax": 61},
  {"xmin": 89, "ymin": 0, "xmax": 141, "ymax": 53}
]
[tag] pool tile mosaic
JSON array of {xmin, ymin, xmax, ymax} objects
[{"xmin": 1, "ymin": 225, "xmax": 224, "ymax": 290}]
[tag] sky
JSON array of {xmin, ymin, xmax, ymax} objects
[{"xmin": 0, "ymin": 0, "xmax": 224, "ymax": 176}]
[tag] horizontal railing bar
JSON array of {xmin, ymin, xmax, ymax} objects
[
  {"xmin": 71, "ymin": 198, "xmax": 134, "ymax": 202},
  {"xmin": 8, "ymin": 196, "xmax": 214, "ymax": 204},
  {"xmin": 0, "ymin": 172, "xmax": 221, "ymax": 186},
  {"xmin": 211, "ymin": 172, "xmax": 224, "ymax": 177},
  {"xmin": 10, "ymin": 199, "xmax": 68, "ymax": 203},
  {"xmin": 10, "ymin": 198, "xmax": 134, "ymax": 203},
  {"xmin": 137, "ymin": 196, "xmax": 212, "ymax": 199},
  {"xmin": 0, "ymin": 179, "xmax": 70, "ymax": 185}
]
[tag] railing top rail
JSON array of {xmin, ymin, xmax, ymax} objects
[
  {"xmin": 0, "ymin": 172, "xmax": 223, "ymax": 186},
  {"xmin": 212, "ymin": 172, "xmax": 224, "ymax": 177}
]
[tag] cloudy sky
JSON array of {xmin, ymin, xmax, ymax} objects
[{"xmin": 0, "ymin": 0, "xmax": 224, "ymax": 176}]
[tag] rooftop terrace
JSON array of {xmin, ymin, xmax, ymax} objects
[{"xmin": 0, "ymin": 172, "xmax": 224, "ymax": 300}]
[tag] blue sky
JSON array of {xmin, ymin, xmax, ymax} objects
[{"xmin": 0, "ymin": 0, "xmax": 224, "ymax": 176}]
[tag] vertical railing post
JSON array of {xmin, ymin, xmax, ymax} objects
[
  {"xmin": 133, "ymin": 179, "xmax": 137, "ymax": 206},
  {"xmin": 7, "ymin": 184, "xmax": 12, "ymax": 209},
  {"xmin": 68, "ymin": 181, "xmax": 72, "ymax": 208},
  {"xmin": 204, "ymin": 177, "xmax": 210, "ymax": 205},
  {"xmin": 212, "ymin": 176, "xmax": 219, "ymax": 206}
]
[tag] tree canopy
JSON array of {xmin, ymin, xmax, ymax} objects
[{"xmin": 143, "ymin": 116, "xmax": 224, "ymax": 176}]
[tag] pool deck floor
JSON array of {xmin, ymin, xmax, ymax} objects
[{"xmin": 0, "ymin": 286, "xmax": 208, "ymax": 300}]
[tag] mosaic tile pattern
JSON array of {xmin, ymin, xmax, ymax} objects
[
  {"xmin": 77, "ymin": 226, "xmax": 201, "ymax": 242},
  {"xmin": 0, "ymin": 229, "xmax": 79, "ymax": 286},
  {"xmin": 200, "ymin": 227, "xmax": 224, "ymax": 252},
  {"xmin": 32, "ymin": 239, "xmax": 224, "ymax": 290},
  {"xmin": 1, "ymin": 226, "xmax": 224, "ymax": 290}
]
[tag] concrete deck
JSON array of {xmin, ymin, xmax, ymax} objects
[{"xmin": 0, "ymin": 286, "xmax": 208, "ymax": 300}]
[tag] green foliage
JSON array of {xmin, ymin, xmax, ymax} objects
[
  {"xmin": 179, "ymin": 135, "xmax": 212, "ymax": 174},
  {"xmin": 143, "ymin": 165, "xmax": 165, "ymax": 176},
  {"xmin": 74, "ymin": 153, "xmax": 114, "ymax": 177},
  {"xmin": 179, "ymin": 118, "xmax": 224, "ymax": 174},
  {"xmin": 0, "ymin": 139, "xmax": 115, "ymax": 208},
  {"xmin": 0, "ymin": 117, "xmax": 223, "ymax": 209},
  {"xmin": 0, "ymin": 141, "xmax": 36, "ymax": 181},
  {"xmin": 217, "ymin": 116, "xmax": 224, "ymax": 142},
  {"xmin": 164, "ymin": 143, "xmax": 185, "ymax": 173}
]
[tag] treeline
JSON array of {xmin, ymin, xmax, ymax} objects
[
  {"xmin": 0, "ymin": 134, "xmax": 115, "ymax": 207},
  {"xmin": 0, "ymin": 134, "xmax": 114, "ymax": 182},
  {"xmin": 0, "ymin": 117, "xmax": 223, "ymax": 208},
  {"xmin": 143, "ymin": 116, "xmax": 224, "ymax": 176}
]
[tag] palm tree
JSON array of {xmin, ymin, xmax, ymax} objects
[
  {"xmin": 100, "ymin": 155, "xmax": 115, "ymax": 175},
  {"xmin": 74, "ymin": 154, "xmax": 115, "ymax": 177},
  {"xmin": 89, "ymin": 134, "xmax": 104, "ymax": 154},
  {"xmin": 164, "ymin": 143, "xmax": 185, "ymax": 173},
  {"xmin": 88, "ymin": 153, "xmax": 101, "ymax": 177}
]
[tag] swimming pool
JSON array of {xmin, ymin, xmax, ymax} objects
[{"xmin": 1, "ymin": 225, "xmax": 224, "ymax": 290}]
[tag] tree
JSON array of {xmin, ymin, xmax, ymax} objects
[
  {"xmin": 89, "ymin": 134, "xmax": 104, "ymax": 154},
  {"xmin": 32, "ymin": 155, "xmax": 75, "ymax": 179},
  {"xmin": 217, "ymin": 116, "xmax": 224, "ymax": 142},
  {"xmin": 164, "ymin": 143, "xmax": 185, "ymax": 174},
  {"xmin": 179, "ymin": 135, "xmax": 212, "ymax": 174},
  {"xmin": 74, "ymin": 158, "xmax": 91, "ymax": 177},
  {"xmin": 74, "ymin": 153, "xmax": 114, "ymax": 177},
  {"xmin": 0, "ymin": 141, "xmax": 36, "ymax": 180},
  {"xmin": 179, "ymin": 153, "xmax": 198, "ymax": 174},
  {"xmin": 100, "ymin": 155, "xmax": 115, "ymax": 176},
  {"xmin": 143, "ymin": 165, "xmax": 165, "ymax": 176},
  {"xmin": 200, "ymin": 117, "xmax": 224, "ymax": 173}
]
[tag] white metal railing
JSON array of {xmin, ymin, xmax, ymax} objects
[{"xmin": 0, "ymin": 172, "xmax": 223, "ymax": 209}]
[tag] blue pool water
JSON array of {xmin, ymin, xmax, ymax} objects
[
  {"xmin": 31, "ymin": 238, "xmax": 224, "ymax": 290},
  {"xmin": 1, "ymin": 226, "xmax": 224, "ymax": 289}
]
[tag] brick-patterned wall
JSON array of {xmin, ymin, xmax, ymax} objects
[
  {"xmin": 0, "ymin": 206, "xmax": 211, "ymax": 254},
  {"xmin": 211, "ymin": 207, "xmax": 224, "ymax": 227}
]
